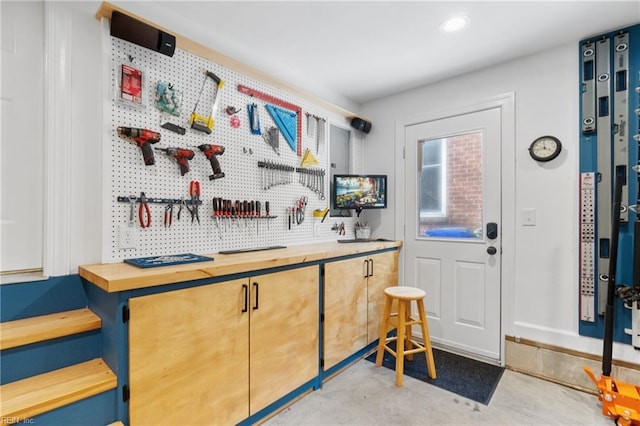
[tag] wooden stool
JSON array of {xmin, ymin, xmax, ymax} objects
[{"xmin": 375, "ymin": 286, "xmax": 436, "ymax": 386}]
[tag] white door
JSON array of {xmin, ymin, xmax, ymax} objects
[{"xmin": 404, "ymin": 107, "xmax": 502, "ymax": 361}]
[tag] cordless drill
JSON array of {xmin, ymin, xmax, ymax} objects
[
  {"xmin": 196, "ymin": 144, "xmax": 225, "ymax": 180},
  {"xmin": 117, "ymin": 127, "xmax": 161, "ymax": 165},
  {"xmin": 155, "ymin": 147, "xmax": 195, "ymax": 176}
]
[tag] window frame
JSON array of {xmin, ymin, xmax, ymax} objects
[{"xmin": 418, "ymin": 138, "xmax": 447, "ymax": 218}]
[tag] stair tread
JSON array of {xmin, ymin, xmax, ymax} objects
[
  {"xmin": 0, "ymin": 308, "xmax": 101, "ymax": 350},
  {"xmin": 0, "ymin": 358, "xmax": 116, "ymax": 419}
]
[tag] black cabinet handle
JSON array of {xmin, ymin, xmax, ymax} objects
[
  {"xmin": 253, "ymin": 282, "xmax": 259, "ymax": 310},
  {"xmin": 363, "ymin": 259, "xmax": 369, "ymax": 278},
  {"xmin": 369, "ymin": 258, "xmax": 374, "ymax": 277},
  {"xmin": 242, "ymin": 284, "xmax": 248, "ymax": 313}
]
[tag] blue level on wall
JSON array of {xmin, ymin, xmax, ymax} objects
[{"xmin": 578, "ymin": 23, "xmax": 640, "ymax": 345}]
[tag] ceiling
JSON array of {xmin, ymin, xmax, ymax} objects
[{"xmin": 111, "ymin": 1, "xmax": 640, "ymax": 108}]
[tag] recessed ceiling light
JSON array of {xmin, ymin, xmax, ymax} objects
[{"xmin": 440, "ymin": 15, "xmax": 470, "ymax": 33}]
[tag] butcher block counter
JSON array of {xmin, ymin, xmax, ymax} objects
[
  {"xmin": 78, "ymin": 240, "xmax": 401, "ymax": 425},
  {"xmin": 79, "ymin": 240, "xmax": 402, "ymax": 293}
]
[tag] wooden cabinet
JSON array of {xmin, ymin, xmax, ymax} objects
[
  {"xmin": 366, "ymin": 251, "xmax": 399, "ymax": 343},
  {"xmin": 323, "ymin": 250, "xmax": 398, "ymax": 370},
  {"xmin": 127, "ymin": 266, "xmax": 319, "ymax": 425},
  {"xmin": 249, "ymin": 266, "xmax": 319, "ymax": 414},
  {"xmin": 323, "ymin": 257, "xmax": 368, "ymax": 369}
]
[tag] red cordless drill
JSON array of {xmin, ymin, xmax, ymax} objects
[
  {"xmin": 155, "ymin": 147, "xmax": 195, "ymax": 176},
  {"xmin": 117, "ymin": 126, "xmax": 161, "ymax": 165},
  {"xmin": 196, "ymin": 144, "xmax": 225, "ymax": 180}
]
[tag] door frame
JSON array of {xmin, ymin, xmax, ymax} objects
[{"xmin": 394, "ymin": 93, "xmax": 515, "ymax": 364}]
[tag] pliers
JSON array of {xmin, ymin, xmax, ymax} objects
[
  {"xmin": 177, "ymin": 198, "xmax": 186, "ymax": 221},
  {"xmin": 164, "ymin": 200, "xmax": 174, "ymax": 228},
  {"xmin": 138, "ymin": 192, "xmax": 151, "ymax": 228},
  {"xmin": 188, "ymin": 181, "xmax": 200, "ymax": 224}
]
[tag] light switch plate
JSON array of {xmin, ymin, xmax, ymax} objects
[
  {"xmin": 118, "ymin": 224, "xmax": 139, "ymax": 249},
  {"xmin": 522, "ymin": 208, "xmax": 536, "ymax": 226}
]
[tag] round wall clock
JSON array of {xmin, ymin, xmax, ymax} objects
[{"xmin": 529, "ymin": 135, "xmax": 562, "ymax": 162}]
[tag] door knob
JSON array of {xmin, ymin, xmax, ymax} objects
[{"xmin": 487, "ymin": 246, "xmax": 497, "ymax": 255}]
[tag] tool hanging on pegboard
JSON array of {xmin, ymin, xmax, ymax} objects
[
  {"xmin": 190, "ymin": 71, "xmax": 224, "ymax": 134},
  {"xmin": 265, "ymin": 104, "xmax": 297, "ymax": 154},
  {"xmin": 155, "ymin": 81, "xmax": 186, "ymax": 135},
  {"xmin": 238, "ymin": 84, "xmax": 303, "ymax": 156},
  {"xmin": 262, "ymin": 126, "xmax": 280, "ymax": 155},
  {"xmin": 316, "ymin": 116, "xmax": 326, "ymax": 154},
  {"xmin": 306, "ymin": 112, "xmax": 315, "ymax": 137},
  {"xmin": 117, "ymin": 126, "xmax": 161, "ymax": 166},
  {"xmin": 195, "ymin": 144, "xmax": 225, "ymax": 180},
  {"xmin": 300, "ymin": 148, "xmax": 318, "ymax": 167},
  {"xmin": 248, "ymin": 103, "xmax": 261, "ymax": 135}
]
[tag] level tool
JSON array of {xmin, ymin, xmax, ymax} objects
[
  {"xmin": 190, "ymin": 71, "xmax": 224, "ymax": 134},
  {"xmin": 614, "ymin": 31, "xmax": 630, "ymax": 223},
  {"xmin": 596, "ymin": 36, "xmax": 613, "ymax": 316},
  {"xmin": 581, "ymin": 41, "xmax": 596, "ymax": 134},
  {"xmin": 238, "ymin": 84, "xmax": 303, "ymax": 156}
]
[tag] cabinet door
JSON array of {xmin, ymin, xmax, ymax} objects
[
  {"xmin": 367, "ymin": 251, "xmax": 399, "ymax": 343},
  {"xmin": 249, "ymin": 266, "xmax": 319, "ymax": 415},
  {"xmin": 323, "ymin": 256, "xmax": 368, "ymax": 369},
  {"xmin": 129, "ymin": 279, "xmax": 249, "ymax": 425}
]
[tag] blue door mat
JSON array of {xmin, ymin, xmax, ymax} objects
[
  {"xmin": 365, "ymin": 343, "xmax": 504, "ymax": 405},
  {"xmin": 124, "ymin": 253, "xmax": 213, "ymax": 268}
]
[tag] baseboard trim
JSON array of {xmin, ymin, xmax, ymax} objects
[
  {"xmin": 505, "ymin": 335, "xmax": 640, "ymax": 394},
  {"xmin": 505, "ymin": 335, "xmax": 639, "ymax": 370}
]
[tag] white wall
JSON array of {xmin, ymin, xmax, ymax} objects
[
  {"xmin": 360, "ymin": 44, "xmax": 638, "ymax": 363},
  {"xmin": 31, "ymin": 2, "xmax": 638, "ymax": 363}
]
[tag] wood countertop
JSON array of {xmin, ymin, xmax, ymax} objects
[{"xmin": 79, "ymin": 241, "xmax": 402, "ymax": 293}]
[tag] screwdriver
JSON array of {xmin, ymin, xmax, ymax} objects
[
  {"xmin": 256, "ymin": 201, "xmax": 261, "ymax": 235},
  {"xmin": 265, "ymin": 201, "xmax": 270, "ymax": 231}
]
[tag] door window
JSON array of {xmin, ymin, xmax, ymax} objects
[{"xmin": 418, "ymin": 131, "xmax": 483, "ymax": 239}]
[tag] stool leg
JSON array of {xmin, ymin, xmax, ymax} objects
[
  {"xmin": 405, "ymin": 302, "xmax": 413, "ymax": 361},
  {"xmin": 417, "ymin": 299, "xmax": 436, "ymax": 379},
  {"xmin": 375, "ymin": 295, "xmax": 392, "ymax": 367},
  {"xmin": 395, "ymin": 300, "xmax": 406, "ymax": 386}
]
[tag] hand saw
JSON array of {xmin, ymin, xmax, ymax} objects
[{"xmin": 190, "ymin": 71, "xmax": 224, "ymax": 134}]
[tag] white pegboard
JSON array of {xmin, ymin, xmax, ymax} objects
[{"xmin": 105, "ymin": 36, "xmax": 360, "ymax": 262}]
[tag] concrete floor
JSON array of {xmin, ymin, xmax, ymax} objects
[{"xmin": 265, "ymin": 358, "xmax": 611, "ymax": 426}]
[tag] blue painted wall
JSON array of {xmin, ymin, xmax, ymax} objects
[
  {"xmin": 1, "ymin": 275, "xmax": 88, "ymax": 322},
  {"xmin": 578, "ymin": 24, "xmax": 640, "ymax": 344}
]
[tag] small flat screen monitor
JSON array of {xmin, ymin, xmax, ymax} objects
[{"xmin": 333, "ymin": 175, "xmax": 387, "ymax": 212}]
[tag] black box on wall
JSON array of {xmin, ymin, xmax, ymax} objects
[
  {"xmin": 110, "ymin": 11, "xmax": 176, "ymax": 57},
  {"xmin": 350, "ymin": 117, "xmax": 372, "ymax": 134}
]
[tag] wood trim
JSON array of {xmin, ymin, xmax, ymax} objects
[
  {"xmin": 505, "ymin": 335, "xmax": 640, "ymax": 370},
  {"xmin": 0, "ymin": 308, "xmax": 101, "ymax": 350},
  {"xmin": 94, "ymin": 1, "xmax": 359, "ymax": 119}
]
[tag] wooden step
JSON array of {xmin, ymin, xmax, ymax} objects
[
  {"xmin": 0, "ymin": 358, "xmax": 116, "ymax": 419},
  {"xmin": 0, "ymin": 308, "xmax": 101, "ymax": 350}
]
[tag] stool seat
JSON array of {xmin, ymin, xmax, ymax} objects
[
  {"xmin": 375, "ymin": 286, "xmax": 436, "ymax": 386},
  {"xmin": 384, "ymin": 286, "xmax": 426, "ymax": 300}
]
